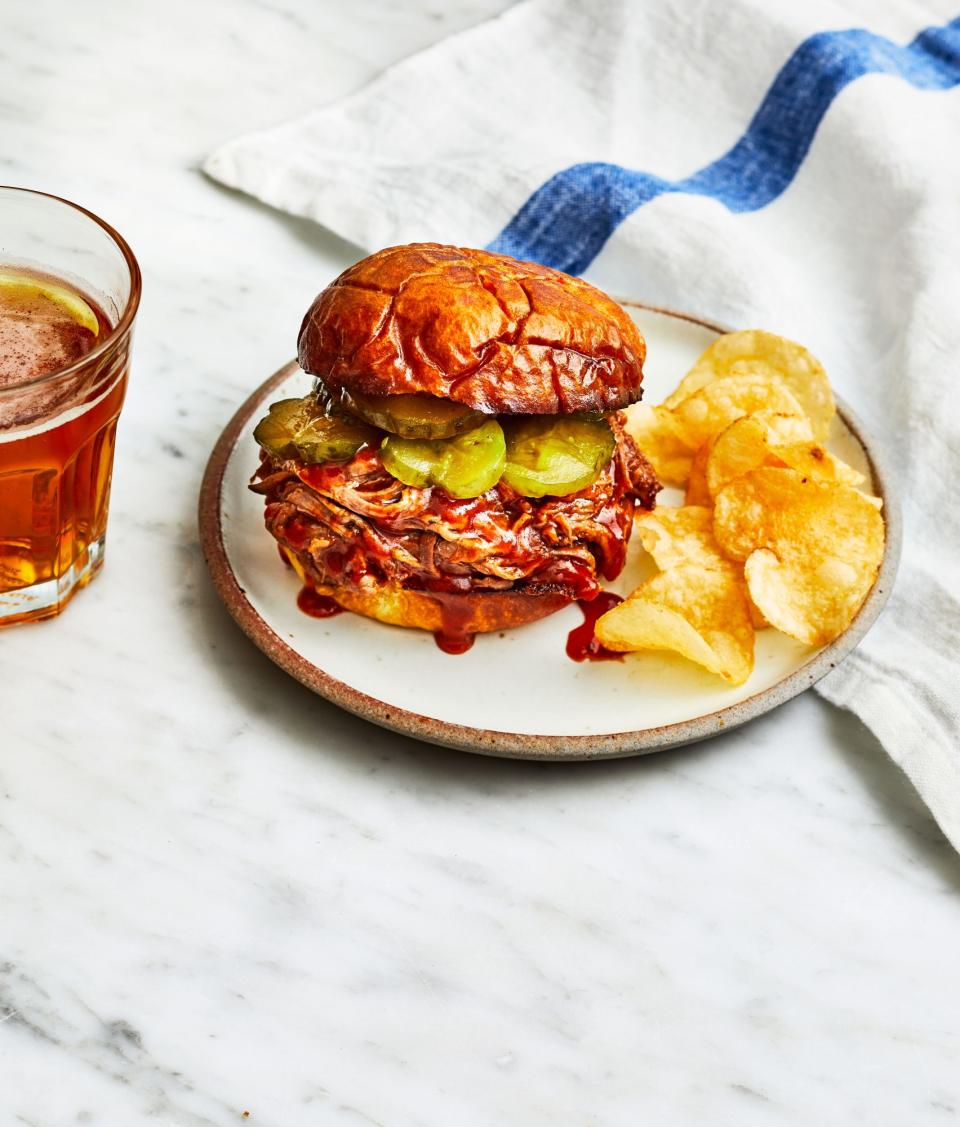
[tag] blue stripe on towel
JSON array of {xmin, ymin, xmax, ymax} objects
[{"xmin": 488, "ymin": 18, "xmax": 960, "ymax": 274}]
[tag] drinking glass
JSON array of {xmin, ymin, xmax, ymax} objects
[{"xmin": 0, "ymin": 187, "xmax": 141, "ymax": 626}]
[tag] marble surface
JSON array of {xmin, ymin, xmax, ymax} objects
[{"xmin": 2, "ymin": 2, "xmax": 959, "ymax": 1123}]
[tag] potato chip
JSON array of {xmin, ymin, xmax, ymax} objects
[
  {"xmin": 713, "ymin": 467, "xmax": 885, "ymax": 645},
  {"xmin": 746, "ymin": 590, "xmax": 770, "ymax": 630},
  {"xmin": 635, "ymin": 506, "xmax": 726, "ymax": 570},
  {"xmin": 705, "ymin": 415, "xmax": 770, "ymax": 498},
  {"xmin": 596, "ymin": 566, "xmax": 754, "ymax": 685},
  {"xmin": 664, "ymin": 330, "xmax": 835, "ymax": 440},
  {"xmin": 706, "ymin": 415, "xmax": 867, "ymax": 500},
  {"xmin": 684, "ymin": 439, "xmax": 713, "ymax": 506},
  {"xmin": 624, "ymin": 402, "xmax": 695, "ymax": 485},
  {"xmin": 775, "ymin": 442, "xmax": 866, "ymax": 489},
  {"xmin": 636, "ymin": 505, "xmax": 771, "ymax": 629},
  {"xmin": 758, "ymin": 411, "xmax": 815, "ymax": 444},
  {"xmin": 744, "ymin": 551, "xmax": 858, "ymax": 646},
  {"xmin": 671, "ymin": 372, "xmax": 807, "ymax": 450}
]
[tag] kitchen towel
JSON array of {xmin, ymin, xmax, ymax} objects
[{"xmin": 205, "ymin": 0, "xmax": 960, "ymax": 851}]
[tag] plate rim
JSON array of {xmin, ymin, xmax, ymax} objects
[{"xmin": 198, "ymin": 301, "xmax": 902, "ymax": 760}]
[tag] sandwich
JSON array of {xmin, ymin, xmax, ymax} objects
[{"xmin": 250, "ymin": 243, "xmax": 660, "ymax": 651}]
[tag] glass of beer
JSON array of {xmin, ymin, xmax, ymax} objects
[{"xmin": 0, "ymin": 187, "xmax": 141, "ymax": 626}]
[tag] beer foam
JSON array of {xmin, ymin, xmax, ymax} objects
[
  {"xmin": 0, "ymin": 269, "xmax": 100, "ymax": 386},
  {"xmin": 0, "ymin": 312, "xmax": 97, "ymax": 386}
]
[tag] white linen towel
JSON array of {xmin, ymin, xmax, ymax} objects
[{"xmin": 205, "ymin": 0, "xmax": 960, "ymax": 850}]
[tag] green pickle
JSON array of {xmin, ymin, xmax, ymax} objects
[
  {"xmin": 254, "ymin": 396, "xmax": 378, "ymax": 463},
  {"xmin": 381, "ymin": 419, "xmax": 506, "ymax": 498},
  {"xmin": 343, "ymin": 390, "xmax": 486, "ymax": 440},
  {"xmin": 502, "ymin": 415, "xmax": 615, "ymax": 498}
]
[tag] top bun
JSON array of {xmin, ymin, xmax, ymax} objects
[{"xmin": 298, "ymin": 243, "xmax": 645, "ymax": 415}]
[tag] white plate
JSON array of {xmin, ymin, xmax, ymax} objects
[{"xmin": 199, "ymin": 304, "xmax": 900, "ymax": 759}]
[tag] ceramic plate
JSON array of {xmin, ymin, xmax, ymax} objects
[{"xmin": 199, "ymin": 303, "xmax": 900, "ymax": 759}]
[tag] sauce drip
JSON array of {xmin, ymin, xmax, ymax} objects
[
  {"xmin": 431, "ymin": 593, "xmax": 477, "ymax": 654},
  {"xmin": 297, "ymin": 586, "xmax": 344, "ymax": 618},
  {"xmin": 434, "ymin": 630, "xmax": 475, "ymax": 655},
  {"xmin": 566, "ymin": 593, "xmax": 624, "ymax": 663}
]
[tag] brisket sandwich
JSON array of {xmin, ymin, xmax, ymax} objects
[{"xmin": 251, "ymin": 243, "xmax": 660, "ymax": 648}]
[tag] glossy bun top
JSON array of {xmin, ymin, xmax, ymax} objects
[{"xmin": 297, "ymin": 243, "xmax": 646, "ymax": 415}]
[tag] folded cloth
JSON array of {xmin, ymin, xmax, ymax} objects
[{"xmin": 205, "ymin": 0, "xmax": 960, "ymax": 850}]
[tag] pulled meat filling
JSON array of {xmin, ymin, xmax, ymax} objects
[{"xmin": 251, "ymin": 414, "xmax": 659, "ymax": 601}]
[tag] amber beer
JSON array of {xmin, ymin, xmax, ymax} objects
[{"xmin": 0, "ymin": 189, "xmax": 140, "ymax": 626}]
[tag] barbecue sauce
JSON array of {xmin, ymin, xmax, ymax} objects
[
  {"xmin": 566, "ymin": 593, "xmax": 624, "ymax": 662},
  {"xmin": 266, "ymin": 446, "xmax": 642, "ymax": 657},
  {"xmin": 434, "ymin": 629, "xmax": 475, "ymax": 655},
  {"xmin": 297, "ymin": 587, "xmax": 344, "ymax": 618},
  {"xmin": 429, "ymin": 591, "xmax": 477, "ymax": 654}
]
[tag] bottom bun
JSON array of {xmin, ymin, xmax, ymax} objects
[{"xmin": 313, "ymin": 580, "xmax": 575, "ymax": 636}]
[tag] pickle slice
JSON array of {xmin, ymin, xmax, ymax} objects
[
  {"xmin": 254, "ymin": 396, "xmax": 378, "ymax": 463},
  {"xmin": 342, "ymin": 389, "xmax": 486, "ymax": 440},
  {"xmin": 502, "ymin": 415, "xmax": 616, "ymax": 498},
  {"xmin": 381, "ymin": 419, "xmax": 506, "ymax": 498}
]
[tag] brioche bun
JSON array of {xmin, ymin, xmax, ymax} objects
[
  {"xmin": 298, "ymin": 243, "xmax": 646, "ymax": 416},
  {"xmin": 307, "ymin": 578, "xmax": 575, "ymax": 636}
]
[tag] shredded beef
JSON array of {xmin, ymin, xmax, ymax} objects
[{"xmin": 251, "ymin": 413, "xmax": 660, "ymax": 599}]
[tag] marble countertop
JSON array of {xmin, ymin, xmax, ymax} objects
[{"xmin": 2, "ymin": 2, "xmax": 959, "ymax": 1123}]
